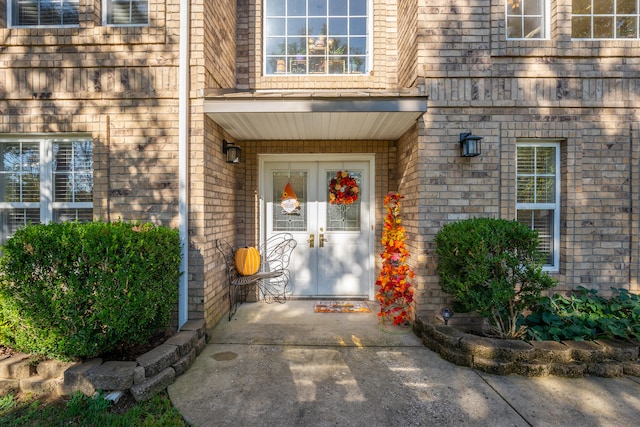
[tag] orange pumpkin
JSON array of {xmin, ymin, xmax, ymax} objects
[{"xmin": 234, "ymin": 246, "xmax": 261, "ymax": 276}]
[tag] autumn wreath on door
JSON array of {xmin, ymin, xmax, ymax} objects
[{"xmin": 329, "ymin": 171, "xmax": 359, "ymax": 205}]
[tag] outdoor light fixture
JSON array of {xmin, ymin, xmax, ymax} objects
[
  {"xmin": 441, "ymin": 308, "xmax": 454, "ymax": 325},
  {"xmin": 222, "ymin": 140, "xmax": 241, "ymax": 163},
  {"xmin": 459, "ymin": 132, "xmax": 483, "ymax": 157}
]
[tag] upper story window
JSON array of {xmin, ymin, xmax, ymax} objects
[
  {"xmin": 9, "ymin": 0, "xmax": 79, "ymax": 27},
  {"xmin": 572, "ymin": 0, "xmax": 639, "ymax": 39},
  {"xmin": 506, "ymin": 0, "xmax": 549, "ymax": 39},
  {"xmin": 264, "ymin": 0, "xmax": 369, "ymax": 75},
  {"xmin": 103, "ymin": 0, "xmax": 149, "ymax": 26},
  {"xmin": 516, "ymin": 142, "xmax": 560, "ymax": 272},
  {"xmin": 0, "ymin": 137, "xmax": 93, "ymax": 244}
]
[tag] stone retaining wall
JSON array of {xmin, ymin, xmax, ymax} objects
[
  {"xmin": 0, "ymin": 319, "xmax": 207, "ymax": 401},
  {"xmin": 414, "ymin": 316, "xmax": 640, "ymax": 378}
]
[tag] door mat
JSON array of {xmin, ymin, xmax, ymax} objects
[{"xmin": 314, "ymin": 301, "xmax": 372, "ymax": 313}]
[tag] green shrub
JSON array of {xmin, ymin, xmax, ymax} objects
[
  {"xmin": 435, "ymin": 217, "xmax": 557, "ymax": 338},
  {"xmin": 519, "ymin": 287, "xmax": 640, "ymax": 342},
  {"xmin": 0, "ymin": 221, "xmax": 181, "ymax": 360}
]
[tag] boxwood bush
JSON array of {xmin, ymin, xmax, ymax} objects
[
  {"xmin": 0, "ymin": 221, "xmax": 181, "ymax": 361},
  {"xmin": 435, "ymin": 217, "xmax": 557, "ymax": 339}
]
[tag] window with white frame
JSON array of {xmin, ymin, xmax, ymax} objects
[
  {"xmin": 264, "ymin": 0, "xmax": 369, "ymax": 75},
  {"xmin": 9, "ymin": 0, "xmax": 79, "ymax": 27},
  {"xmin": 516, "ymin": 142, "xmax": 560, "ymax": 271},
  {"xmin": 506, "ymin": 0, "xmax": 549, "ymax": 39},
  {"xmin": 0, "ymin": 138, "xmax": 93, "ymax": 244},
  {"xmin": 104, "ymin": 0, "xmax": 149, "ymax": 26},
  {"xmin": 572, "ymin": 0, "xmax": 640, "ymax": 39}
]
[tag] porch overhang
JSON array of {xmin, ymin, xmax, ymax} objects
[{"xmin": 203, "ymin": 90, "xmax": 428, "ymax": 141}]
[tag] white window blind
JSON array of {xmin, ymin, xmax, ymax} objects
[
  {"xmin": 0, "ymin": 138, "xmax": 93, "ymax": 244},
  {"xmin": 105, "ymin": 0, "xmax": 149, "ymax": 25},
  {"xmin": 11, "ymin": 0, "xmax": 79, "ymax": 27},
  {"xmin": 516, "ymin": 143, "xmax": 560, "ymax": 271}
]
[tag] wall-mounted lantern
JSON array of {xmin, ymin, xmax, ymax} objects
[
  {"xmin": 441, "ymin": 308, "xmax": 454, "ymax": 325},
  {"xmin": 222, "ymin": 140, "xmax": 241, "ymax": 163},
  {"xmin": 459, "ymin": 132, "xmax": 482, "ymax": 157}
]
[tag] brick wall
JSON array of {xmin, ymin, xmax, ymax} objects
[
  {"xmin": 235, "ymin": 0, "xmax": 399, "ymax": 90},
  {"xmin": 415, "ymin": 0, "xmax": 640, "ymax": 319}
]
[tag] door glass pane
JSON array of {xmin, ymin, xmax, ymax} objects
[
  {"xmin": 273, "ymin": 171, "xmax": 307, "ymax": 231},
  {"xmin": 326, "ymin": 170, "xmax": 361, "ymax": 232}
]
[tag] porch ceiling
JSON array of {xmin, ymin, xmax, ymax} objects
[{"xmin": 203, "ymin": 90, "xmax": 428, "ymax": 141}]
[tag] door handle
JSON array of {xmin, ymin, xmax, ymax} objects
[
  {"xmin": 319, "ymin": 234, "xmax": 327, "ymax": 247},
  {"xmin": 308, "ymin": 234, "xmax": 315, "ymax": 248}
]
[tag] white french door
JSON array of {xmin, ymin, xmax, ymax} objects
[{"xmin": 261, "ymin": 155, "xmax": 374, "ymax": 298}]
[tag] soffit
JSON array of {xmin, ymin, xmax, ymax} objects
[{"xmin": 203, "ymin": 90, "xmax": 428, "ymax": 141}]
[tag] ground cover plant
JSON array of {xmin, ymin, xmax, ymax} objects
[
  {"xmin": 435, "ymin": 217, "xmax": 557, "ymax": 339},
  {"xmin": 0, "ymin": 220, "xmax": 181, "ymax": 361},
  {"xmin": 519, "ymin": 287, "xmax": 640, "ymax": 342},
  {"xmin": 0, "ymin": 390, "xmax": 189, "ymax": 426}
]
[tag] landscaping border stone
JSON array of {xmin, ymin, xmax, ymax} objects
[
  {"xmin": 0, "ymin": 319, "xmax": 208, "ymax": 401},
  {"xmin": 414, "ymin": 315, "xmax": 640, "ymax": 378}
]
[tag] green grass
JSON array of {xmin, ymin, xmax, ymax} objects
[{"xmin": 0, "ymin": 390, "xmax": 190, "ymax": 426}]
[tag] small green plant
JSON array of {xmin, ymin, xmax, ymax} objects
[
  {"xmin": 0, "ymin": 391, "xmax": 188, "ymax": 426},
  {"xmin": 519, "ymin": 287, "xmax": 640, "ymax": 342},
  {"xmin": 435, "ymin": 217, "xmax": 557, "ymax": 339},
  {"xmin": 0, "ymin": 220, "xmax": 181, "ymax": 360}
]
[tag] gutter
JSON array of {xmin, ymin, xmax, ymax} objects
[{"xmin": 178, "ymin": 0, "xmax": 190, "ymax": 328}]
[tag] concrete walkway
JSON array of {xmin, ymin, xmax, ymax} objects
[{"xmin": 168, "ymin": 301, "xmax": 640, "ymax": 426}]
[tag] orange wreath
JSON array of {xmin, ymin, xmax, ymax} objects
[{"xmin": 329, "ymin": 171, "xmax": 359, "ymax": 205}]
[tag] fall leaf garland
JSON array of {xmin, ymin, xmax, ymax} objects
[{"xmin": 375, "ymin": 192, "xmax": 415, "ymax": 325}]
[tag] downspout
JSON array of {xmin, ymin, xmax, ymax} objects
[{"xmin": 178, "ymin": 0, "xmax": 190, "ymax": 328}]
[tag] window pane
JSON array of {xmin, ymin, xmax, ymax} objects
[
  {"xmin": 329, "ymin": 17, "xmax": 348, "ymax": 35},
  {"xmin": 53, "ymin": 208, "xmax": 93, "ymax": 222},
  {"xmin": 309, "ymin": 0, "xmax": 327, "ymax": 16},
  {"xmin": 535, "ymin": 176, "xmax": 555, "ymax": 203},
  {"xmin": 266, "ymin": 0, "xmax": 285, "ymax": 15},
  {"xmin": 349, "ymin": 0, "xmax": 366, "ymax": 15},
  {"xmin": 329, "ymin": 0, "xmax": 347, "ymax": 15},
  {"xmin": 53, "ymin": 141, "xmax": 93, "ymax": 203},
  {"xmin": 517, "ymin": 176, "xmax": 535, "ymax": 203},
  {"xmin": 267, "ymin": 18, "xmax": 286, "ymax": 36},
  {"xmin": 516, "ymin": 209, "xmax": 553, "ymax": 264},
  {"xmin": 572, "ymin": 16, "xmax": 592, "ymax": 38},
  {"xmin": 265, "ymin": 0, "xmax": 369, "ymax": 75},
  {"xmin": 523, "ymin": 17, "xmax": 543, "ymax": 38},
  {"xmin": 594, "ymin": 16, "xmax": 615, "ymax": 38},
  {"xmin": 618, "ymin": 0, "xmax": 637, "ymax": 14},
  {"xmin": 273, "ymin": 172, "xmax": 306, "ymax": 232},
  {"xmin": 594, "ymin": 0, "xmax": 614, "ymax": 14},
  {"xmin": 107, "ymin": 0, "xmax": 148, "ymax": 25},
  {"xmin": 507, "ymin": 18, "xmax": 523, "ymax": 38},
  {"xmin": 617, "ymin": 17, "xmax": 637, "ymax": 37},
  {"xmin": 573, "ymin": 0, "xmax": 591, "ymax": 14},
  {"xmin": 0, "ymin": 208, "xmax": 40, "ymax": 244},
  {"xmin": 0, "ymin": 142, "xmax": 40, "ymax": 203},
  {"xmin": 14, "ymin": 0, "xmax": 79, "ymax": 26},
  {"xmin": 288, "ymin": 0, "xmax": 306, "ymax": 16},
  {"xmin": 536, "ymin": 146, "xmax": 556, "ymax": 174},
  {"xmin": 524, "ymin": 0, "xmax": 542, "ymax": 15},
  {"xmin": 517, "ymin": 146, "xmax": 534, "ymax": 173},
  {"xmin": 326, "ymin": 171, "xmax": 361, "ymax": 231}
]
